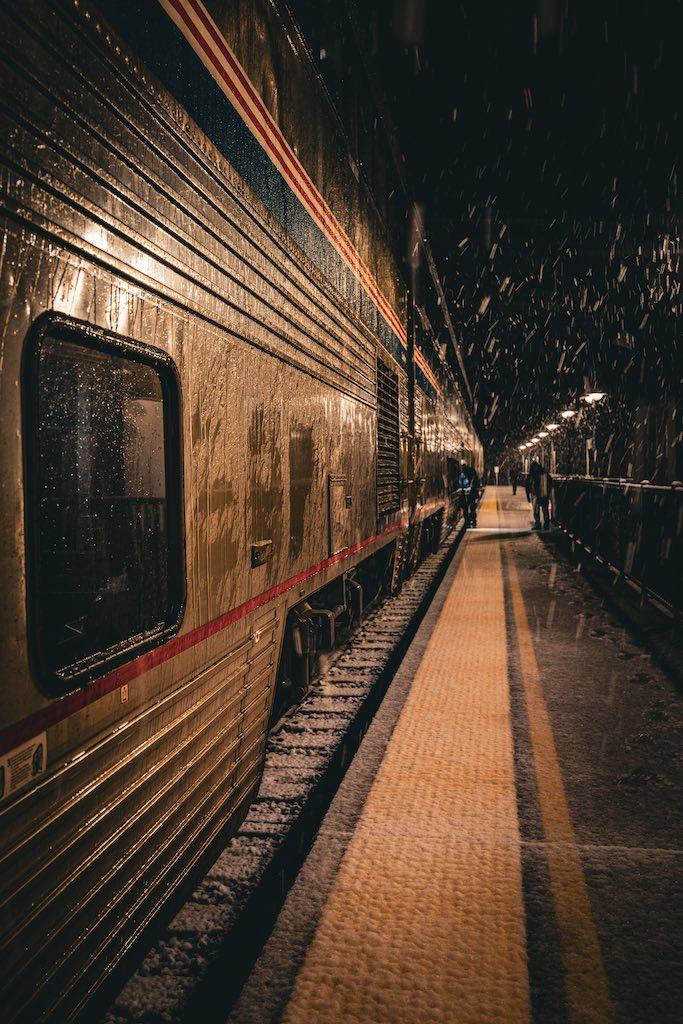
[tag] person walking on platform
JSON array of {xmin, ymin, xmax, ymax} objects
[
  {"xmin": 468, "ymin": 464, "xmax": 480, "ymax": 526},
  {"xmin": 526, "ymin": 459, "xmax": 551, "ymax": 529},
  {"xmin": 510, "ymin": 467, "xmax": 519, "ymax": 495},
  {"xmin": 459, "ymin": 462, "xmax": 480, "ymax": 528}
]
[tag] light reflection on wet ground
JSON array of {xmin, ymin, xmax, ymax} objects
[
  {"xmin": 500, "ymin": 487, "xmax": 682, "ymax": 1023},
  {"xmin": 224, "ymin": 489, "xmax": 682, "ymax": 1023}
]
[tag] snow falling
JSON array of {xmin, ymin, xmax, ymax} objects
[{"xmin": 312, "ymin": 1, "xmax": 680, "ymax": 476}]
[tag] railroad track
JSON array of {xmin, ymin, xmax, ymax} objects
[{"xmin": 105, "ymin": 517, "xmax": 470, "ymax": 1024}]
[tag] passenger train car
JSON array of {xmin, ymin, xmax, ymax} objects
[{"xmin": 0, "ymin": 1, "xmax": 481, "ymax": 1019}]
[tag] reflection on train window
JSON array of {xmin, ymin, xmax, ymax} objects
[{"xmin": 25, "ymin": 320, "xmax": 184, "ymax": 688}]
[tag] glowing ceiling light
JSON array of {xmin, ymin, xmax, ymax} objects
[
  {"xmin": 546, "ymin": 423, "xmax": 559, "ymax": 431},
  {"xmin": 538, "ymin": 430, "xmax": 549, "ymax": 438},
  {"xmin": 518, "ymin": 444, "xmax": 526, "ymax": 451},
  {"xmin": 561, "ymin": 409, "xmax": 576, "ymax": 419},
  {"xmin": 582, "ymin": 392, "xmax": 607, "ymax": 403},
  {"xmin": 530, "ymin": 436, "xmax": 540, "ymax": 443}
]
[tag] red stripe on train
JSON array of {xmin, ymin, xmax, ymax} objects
[
  {"xmin": 161, "ymin": 0, "xmax": 407, "ymax": 346},
  {"xmin": 183, "ymin": 0, "xmax": 406, "ymax": 341},
  {"xmin": 160, "ymin": 2, "xmax": 446, "ymax": 395},
  {"xmin": 0, "ymin": 523, "xmax": 402, "ymax": 757}
]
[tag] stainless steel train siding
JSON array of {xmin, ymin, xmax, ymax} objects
[{"xmin": 0, "ymin": 2, "xmax": 479, "ymax": 1021}]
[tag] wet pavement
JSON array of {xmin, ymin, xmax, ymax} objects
[
  {"xmin": 228, "ymin": 487, "xmax": 682, "ymax": 1024},
  {"xmin": 104, "ymin": 519, "xmax": 470, "ymax": 1024}
]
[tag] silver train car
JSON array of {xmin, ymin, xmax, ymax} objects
[{"xmin": 0, "ymin": 1, "xmax": 481, "ymax": 1020}]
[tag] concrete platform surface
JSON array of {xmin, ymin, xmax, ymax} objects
[{"xmin": 229, "ymin": 488, "xmax": 683, "ymax": 1024}]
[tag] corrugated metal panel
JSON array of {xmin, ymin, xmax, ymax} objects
[
  {"xmin": 0, "ymin": 4, "xmax": 378, "ymax": 408},
  {"xmin": 376, "ymin": 359, "xmax": 401, "ymax": 516},
  {"xmin": 414, "ymin": 390, "xmax": 424, "ymax": 442},
  {"xmin": 0, "ymin": 610, "xmax": 278, "ymax": 1022}
]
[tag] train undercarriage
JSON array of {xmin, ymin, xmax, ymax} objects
[{"xmin": 271, "ymin": 508, "xmax": 448, "ymax": 726}]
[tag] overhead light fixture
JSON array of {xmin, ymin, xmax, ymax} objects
[
  {"xmin": 530, "ymin": 436, "xmax": 540, "ymax": 443},
  {"xmin": 546, "ymin": 423, "xmax": 559, "ymax": 431},
  {"xmin": 538, "ymin": 430, "xmax": 549, "ymax": 438},
  {"xmin": 581, "ymin": 392, "xmax": 607, "ymax": 404},
  {"xmin": 561, "ymin": 409, "xmax": 576, "ymax": 419}
]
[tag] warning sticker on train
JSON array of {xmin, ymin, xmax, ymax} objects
[{"xmin": 0, "ymin": 732, "xmax": 47, "ymax": 801}]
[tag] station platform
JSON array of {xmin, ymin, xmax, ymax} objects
[{"xmin": 228, "ymin": 487, "xmax": 683, "ymax": 1024}]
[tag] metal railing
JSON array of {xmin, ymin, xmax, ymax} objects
[{"xmin": 551, "ymin": 476, "xmax": 683, "ymax": 618}]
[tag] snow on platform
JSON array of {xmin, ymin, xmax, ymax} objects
[
  {"xmin": 104, "ymin": 520, "xmax": 468, "ymax": 1024},
  {"xmin": 232, "ymin": 488, "xmax": 682, "ymax": 1024},
  {"xmin": 280, "ymin": 494, "xmax": 531, "ymax": 1024}
]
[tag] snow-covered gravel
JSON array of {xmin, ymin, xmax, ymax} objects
[{"xmin": 103, "ymin": 522, "xmax": 467, "ymax": 1024}]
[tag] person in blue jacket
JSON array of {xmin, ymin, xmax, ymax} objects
[{"xmin": 459, "ymin": 462, "xmax": 480, "ymax": 527}]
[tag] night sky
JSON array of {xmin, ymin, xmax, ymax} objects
[{"xmin": 355, "ymin": 0, "xmax": 680, "ymax": 461}]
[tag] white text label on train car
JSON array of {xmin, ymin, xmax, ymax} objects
[{"xmin": 0, "ymin": 733, "xmax": 47, "ymax": 801}]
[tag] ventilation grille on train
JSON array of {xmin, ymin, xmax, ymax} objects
[
  {"xmin": 376, "ymin": 359, "xmax": 401, "ymax": 516},
  {"xmin": 414, "ymin": 391, "xmax": 424, "ymax": 441}
]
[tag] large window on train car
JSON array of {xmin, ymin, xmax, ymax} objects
[{"xmin": 23, "ymin": 315, "xmax": 184, "ymax": 692}]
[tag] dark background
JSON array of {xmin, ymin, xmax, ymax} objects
[{"xmin": 289, "ymin": 0, "xmax": 680, "ymax": 472}]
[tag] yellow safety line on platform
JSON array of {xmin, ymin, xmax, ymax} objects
[
  {"xmin": 503, "ymin": 534, "xmax": 614, "ymax": 1024},
  {"xmin": 478, "ymin": 491, "xmax": 499, "ymax": 514},
  {"xmin": 282, "ymin": 516, "xmax": 531, "ymax": 1023}
]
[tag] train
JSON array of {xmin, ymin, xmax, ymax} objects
[{"xmin": 0, "ymin": 1, "xmax": 481, "ymax": 1020}]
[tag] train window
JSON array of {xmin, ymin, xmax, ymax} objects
[{"xmin": 24, "ymin": 315, "xmax": 184, "ymax": 691}]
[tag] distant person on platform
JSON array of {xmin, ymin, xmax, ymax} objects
[
  {"xmin": 459, "ymin": 462, "xmax": 480, "ymax": 528},
  {"xmin": 510, "ymin": 467, "xmax": 519, "ymax": 495},
  {"xmin": 525, "ymin": 459, "xmax": 551, "ymax": 530}
]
